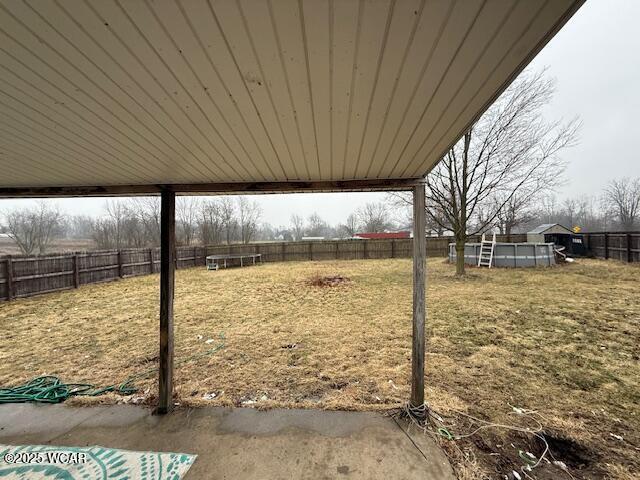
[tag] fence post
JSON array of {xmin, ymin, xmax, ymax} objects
[
  {"xmin": 149, "ymin": 248, "xmax": 154, "ymax": 273},
  {"xmin": 627, "ymin": 233, "xmax": 633, "ymax": 263},
  {"xmin": 604, "ymin": 233, "xmax": 609, "ymax": 260},
  {"xmin": 585, "ymin": 233, "xmax": 590, "ymax": 255},
  {"xmin": 281, "ymin": 242, "xmax": 286, "ymax": 262},
  {"xmin": 6, "ymin": 256, "xmax": 14, "ymax": 301},
  {"xmin": 335, "ymin": 241, "xmax": 339, "ymax": 259},
  {"xmin": 363, "ymin": 240, "xmax": 368, "ymax": 259},
  {"xmin": 308, "ymin": 242, "xmax": 313, "ymax": 261},
  {"xmin": 390, "ymin": 239, "xmax": 395, "ymax": 258},
  {"xmin": 117, "ymin": 250, "xmax": 124, "ymax": 278},
  {"xmin": 72, "ymin": 254, "xmax": 79, "ymax": 289}
]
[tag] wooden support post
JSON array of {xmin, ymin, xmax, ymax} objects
[
  {"xmin": 117, "ymin": 250, "xmax": 123, "ymax": 278},
  {"xmin": 336, "ymin": 241, "xmax": 339, "ymax": 259},
  {"xmin": 604, "ymin": 233, "xmax": 609, "ymax": 260},
  {"xmin": 6, "ymin": 256, "xmax": 14, "ymax": 301},
  {"xmin": 72, "ymin": 254, "xmax": 80, "ymax": 288},
  {"xmin": 157, "ymin": 190, "xmax": 175, "ymax": 415},
  {"xmin": 391, "ymin": 239, "xmax": 396, "ymax": 258},
  {"xmin": 149, "ymin": 248, "xmax": 154, "ymax": 273},
  {"xmin": 281, "ymin": 242, "xmax": 286, "ymax": 262},
  {"xmin": 627, "ymin": 233, "xmax": 633, "ymax": 263},
  {"xmin": 309, "ymin": 242, "xmax": 313, "ymax": 261},
  {"xmin": 411, "ymin": 183, "xmax": 426, "ymax": 413}
]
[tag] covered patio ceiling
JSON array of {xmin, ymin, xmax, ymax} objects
[{"xmin": 0, "ymin": 0, "xmax": 582, "ymax": 196}]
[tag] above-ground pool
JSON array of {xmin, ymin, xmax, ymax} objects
[{"xmin": 449, "ymin": 242, "xmax": 556, "ymax": 267}]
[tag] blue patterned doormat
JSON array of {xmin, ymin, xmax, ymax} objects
[{"xmin": 0, "ymin": 444, "xmax": 196, "ymax": 479}]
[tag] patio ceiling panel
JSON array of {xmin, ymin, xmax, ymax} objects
[{"xmin": 0, "ymin": 0, "xmax": 582, "ymax": 193}]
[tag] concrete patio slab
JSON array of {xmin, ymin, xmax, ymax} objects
[{"xmin": 0, "ymin": 404, "xmax": 454, "ymax": 479}]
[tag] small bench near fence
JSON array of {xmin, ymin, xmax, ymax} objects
[{"xmin": 206, "ymin": 253, "xmax": 262, "ymax": 270}]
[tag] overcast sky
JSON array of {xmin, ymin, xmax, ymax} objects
[{"xmin": 1, "ymin": 0, "xmax": 639, "ymax": 227}]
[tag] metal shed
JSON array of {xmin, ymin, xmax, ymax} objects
[
  {"xmin": 0, "ymin": 0, "xmax": 583, "ymax": 416},
  {"xmin": 527, "ymin": 224, "xmax": 575, "ymax": 243},
  {"xmin": 528, "ymin": 224, "xmax": 587, "ymax": 256}
]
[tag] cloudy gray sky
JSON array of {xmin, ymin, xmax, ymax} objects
[{"xmin": 1, "ymin": 0, "xmax": 638, "ymax": 227}]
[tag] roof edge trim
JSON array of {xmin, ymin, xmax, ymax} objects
[{"xmin": 0, "ymin": 178, "xmax": 425, "ymax": 198}]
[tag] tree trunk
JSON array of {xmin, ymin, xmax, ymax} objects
[{"xmin": 455, "ymin": 236, "xmax": 466, "ymax": 276}]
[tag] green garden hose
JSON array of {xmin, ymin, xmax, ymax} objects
[{"xmin": 0, "ymin": 335, "xmax": 225, "ymax": 404}]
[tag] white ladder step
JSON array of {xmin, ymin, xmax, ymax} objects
[{"xmin": 477, "ymin": 233, "xmax": 497, "ymax": 268}]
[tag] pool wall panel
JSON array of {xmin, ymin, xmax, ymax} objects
[{"xmin": 448, "ymin": 243, "xmax": 556, "ymax": 267}]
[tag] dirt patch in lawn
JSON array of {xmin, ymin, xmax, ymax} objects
[
  {"xmin": 307, "ymin": 274, "xmax": 351, "ymax": 287},
  {"xmin": 0, "ymin": 258, "xmax": 638, "ymax": 479}
]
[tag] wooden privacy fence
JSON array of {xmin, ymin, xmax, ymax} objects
[
  {"xmin": 582, "ymin": 232, "xmax": 640, "ymax": 263},
  {"xmin": 0, "ymin": 233, "xmax": 525, "ymax": 302}
]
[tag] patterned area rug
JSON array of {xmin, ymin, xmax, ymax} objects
[{"xmin": 0, "ymin": 444, "xmax": 196, "ymax": 479}]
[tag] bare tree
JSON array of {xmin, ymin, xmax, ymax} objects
[
  {"xmin": 237, "ymin": 196, "xmax": 262, "ymax": 244},
  {"xmin": 306, "ymin": 212, "xmax": 328, "ymax": 237},
  {"xmin": 356, "ymin": 202, "xmax": 393, "ymax": 233},
  {"xmin": 338, "ymin": 213, "xmax": 360, "ymax": 238},
  {"xmin": 219, "ymin": 197, "xmax": 237, "ymax": 244},
  {"xmin": 290, "ymin": 214, "xmax": 304, "ymax": 241},
  {"xmin": 130, "ymin": 198, "xmax": 161, "ymax": 246},
  {"xmin": 425, "ymin": 70, "xmax": 578, "ymax": 275},
  {"xmin": 177, "ymin": 197, "xmax": 200, "ymax": 246},
  {"xmin": 104, "ymin": 200, "xmax": 127, "ymax": 248},
  {"xmin": 4, "ymin": 202, "xmax": 65, "ymax": 255},
  {"xmin": 61, "ymin": 214, "xmax": 94, "ymax": 240},
  {"xmin": 493, "ymin": 194, "xmax": 536, "ymax": 235},
  {"xmin": 198, "ymin": 199, "xmax": 224, "ymax": 245},
  {"xmin": 603, "ymin": 177, "xmax": 640, "ymax": 230},
  {"xmin": 91, "ymin": 217, "xmax": 116, "ymax": 250},
  {"xmin": 539, "ymin": 194, "xmax": 559, "ymax": 225}
]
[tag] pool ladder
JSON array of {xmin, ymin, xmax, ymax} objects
[{"xmin": 478, "ymin": 233, "xmax": 496, "ymax": 268}]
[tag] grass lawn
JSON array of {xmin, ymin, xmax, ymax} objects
[{"xmin": 1, "ymin": 258, "xmax": 638, "ymax": 479}]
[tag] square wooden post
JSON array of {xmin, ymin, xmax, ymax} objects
[
  {"xmin": 411, "ymin": 183, "xmax": 426, "ymax": 412},
  {"xmin": 157, "ymin": 190, "xmax": 175, "ymax": 415},
  {"xmin": 5, "ymin": 256, "xmax": 14, "ymax": 301},
  {"xmin": 72, "ymin": 254, "xmax": 80, "ymax": 289},
  {"xmin": 117, "ymin": 250, "xmax": 124, "ymax": 278}
]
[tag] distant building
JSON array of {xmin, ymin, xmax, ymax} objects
[
  {"xmin": 301, "ymin": 236, "xmax": 325, "ymax": 241},
  {"xmin": 353, "ymin": 231, "xmax": 410, "ymax": 240}
]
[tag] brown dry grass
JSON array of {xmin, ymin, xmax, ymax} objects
[{"xmin": 0, "ymin": 258, "xmax": 638, "ymax": 479}]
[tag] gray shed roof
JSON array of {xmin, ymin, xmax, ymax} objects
[{"xmin": 528, "ymin": 223, "xmax": 573, "ymax": 234}]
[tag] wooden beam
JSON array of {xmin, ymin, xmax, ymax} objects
[
  {"xmin": 157, "ymin": 190, "xmax": 175, "ymax": 415},
  {"xmin": 411, "ymin": 183, "xmax": 426, "ymax": 412},
  {"xmin": 0, "ymin": 178, "xmax": 422, "ymax": 198}
]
